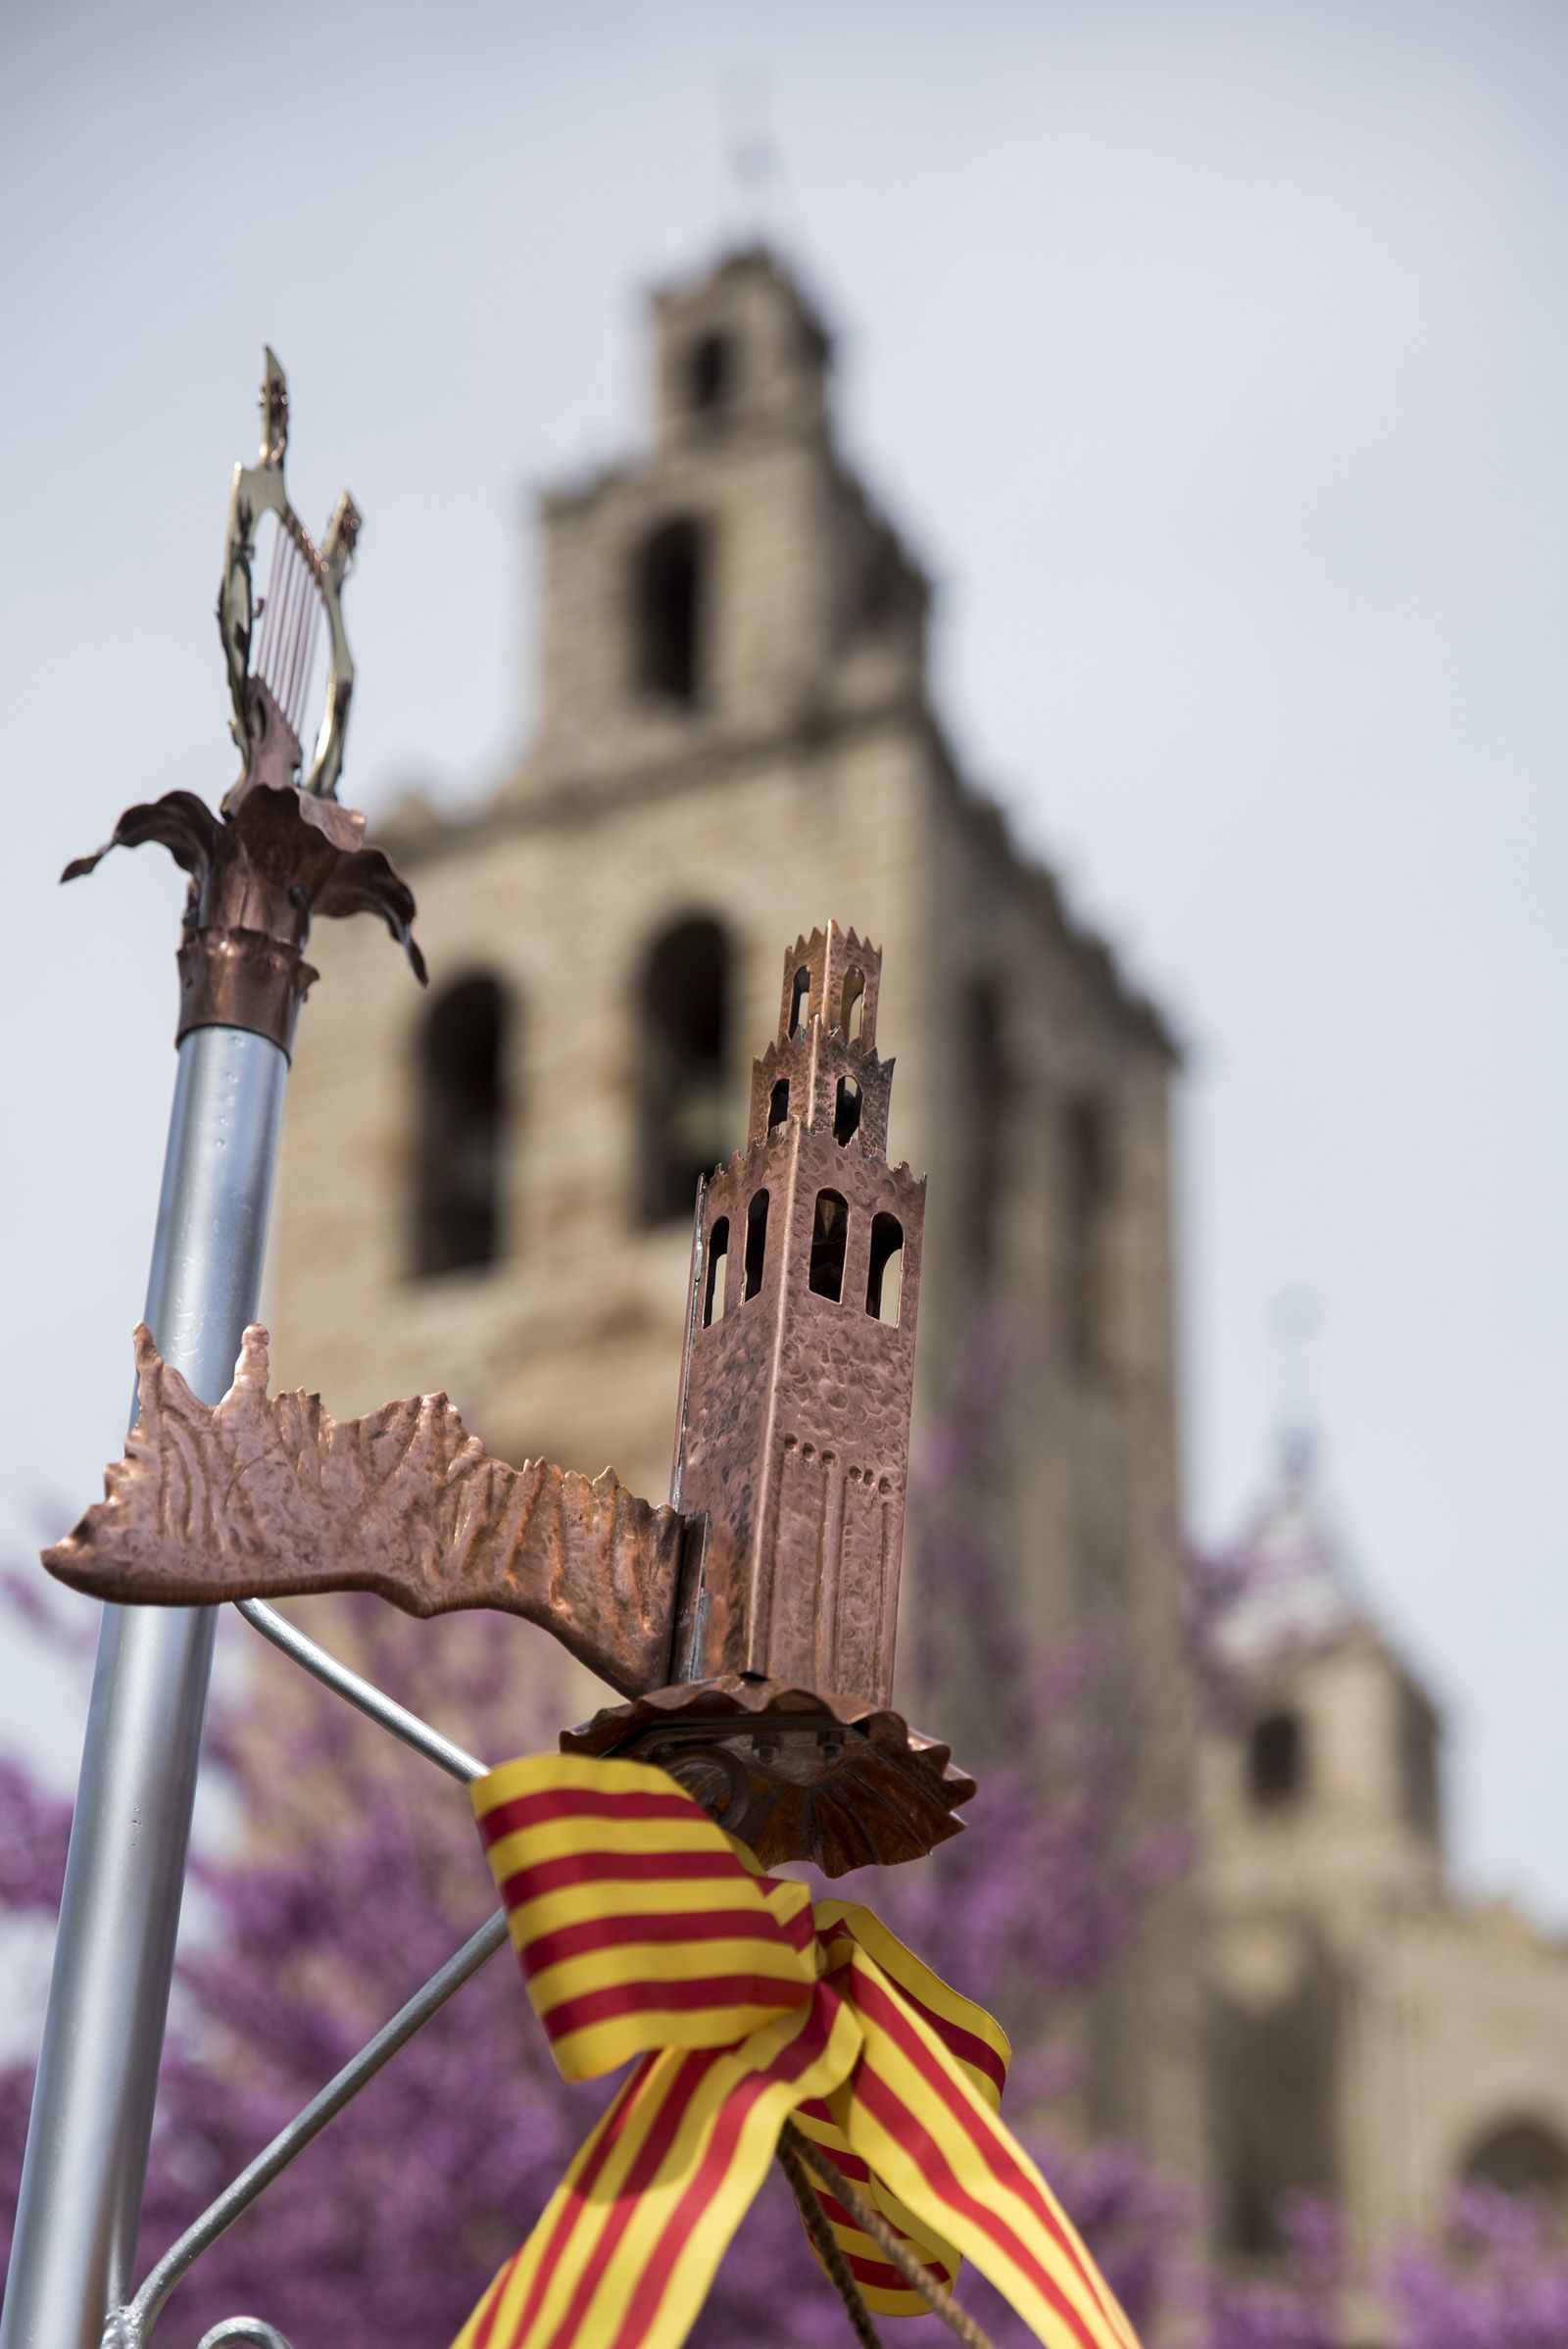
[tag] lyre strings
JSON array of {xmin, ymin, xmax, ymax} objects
[{"xmin": 253, "ymin": 515, "xmax": 326, "ymax": 755}]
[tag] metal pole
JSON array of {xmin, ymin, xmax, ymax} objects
[{"xmin": 2, "ymin": 1024, "xmax": 288, "ymax": 2349}]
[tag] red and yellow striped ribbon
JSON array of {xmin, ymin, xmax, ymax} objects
[{"xmin": 454, "ymin": 1754, "xmax": 1139, "ymax": 2349}]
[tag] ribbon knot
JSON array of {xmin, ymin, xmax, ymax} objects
[{"xmin": 455, "ymin": 1755, "xmax": 1138, "ymax": 2349}]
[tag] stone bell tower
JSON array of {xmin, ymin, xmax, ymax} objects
[
  {"xmin": 273, "ymin": 241, "xmax": 1203, "ymax": 2182},
  {"xmin": 670, "ymin": 922, "xmax": 924, "ymax": 1701}
]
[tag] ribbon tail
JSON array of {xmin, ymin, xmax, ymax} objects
[
  {"xmin": 843, "ymin": 1956, "xmax": 1143, "ymax": 2349},
  {"xmin": 453, "ymin": 1992, "xmax": 863, "ymax": 2349},
  {"xmin": 790, "ymin": 2094, "xmax": 964, "ymax": 2318}
]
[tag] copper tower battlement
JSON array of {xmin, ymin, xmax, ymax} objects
[{"xmin": 669, "ymin": 922, "xmax": 925, "ymax": 1705}]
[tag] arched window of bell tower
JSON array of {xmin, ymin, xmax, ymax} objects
[
  {"xmin": 411, "ymin": 973, "xmax": 511, "ymax": 1279},
  {"xmin": 1461, "ymin": 2120, "xmax": 1568, "ymax": 2209},
  {"xmin": 808, "ymin": 1190, "xmax": 850, "ymax": 1301},
  {"xmin": 634, "ymin": 516, "xmax": 708, "ymax": 707},
  {"xmin": 1247, "ymin": 1708, "xmax": 1307, "ymax": 1809},
  {"xmin": 789, "ymin": 964, "xmax": 811, "ymax": 1038},
  {"xmin": 637, "ymin": 915, "xmax": 732, "ymax": 1226},
  {"xmin": 744, "ymin": 1190, "xmax": 769, "ymax": 1299},
  {"xmin": 688, "ymin": 331, "xmax": 735, "ymax": 417},
  {"xmin": 703, "ymin": 1218, "xmax": 730, "ymax": 1326},
  {"xmin": 867, "ymin": 1213, "xmax": 905, "ymax": 1325}
]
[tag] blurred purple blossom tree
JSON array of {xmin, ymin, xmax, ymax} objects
[{"xmin": 1384, "ymin": 2186, "xmax": 1568, "ymax": 2349}]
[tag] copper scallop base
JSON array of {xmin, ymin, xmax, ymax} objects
[{"xmin": 562, "ymin": 1677, "xmax": 977, "ymax": 1876}]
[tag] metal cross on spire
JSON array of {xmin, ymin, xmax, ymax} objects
[{"xmin": 721, "ymin": 60, "xmax": 783, "ymax": 231}]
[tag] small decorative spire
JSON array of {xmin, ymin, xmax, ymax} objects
[{"xmin": 258, "ymin": 345, "xmax": 289, "ymax": 467}]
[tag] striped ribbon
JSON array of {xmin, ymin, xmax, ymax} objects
[{"xmin": 454, "ymin": 1754, "xmax": 1140, "ymax": 2349}]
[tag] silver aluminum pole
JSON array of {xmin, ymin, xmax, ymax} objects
[{"xmin": 2, "ymin": 1023, "xmax": 288, "ymax": 2349}]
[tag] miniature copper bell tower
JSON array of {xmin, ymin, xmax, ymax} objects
[
  {"xmin": 565, "ymin": 923, "xmax": 969, "ymax": 1871},
  {"xmin": 673, "ymin": 922, "xmax": 919, "ymax": 1693}
]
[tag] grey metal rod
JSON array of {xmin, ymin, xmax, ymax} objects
[
  {"xmin": 234, "ymin": 1599, "xmax": 487, "ymax": 1783},
  {"xmin": 126, "ymin": 1910, "xmax": 509, "ymax": 2342},
  {"xmin": 195, "ymin": 2325, "xmax": 294, "ymax": 2349},
  {"xmin": 2, "ymin": 1026, "xmax": 289, "ymax": 2349}
]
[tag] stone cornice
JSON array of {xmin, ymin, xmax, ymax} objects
[{"xmin": 382, "ymin": 696, "xmax": 1179, "ymax": 1060}]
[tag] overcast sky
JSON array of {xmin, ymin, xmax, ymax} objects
[{"xmin": 2, "ymin": 0, "xmax": 1565, "ymax": 1918}]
